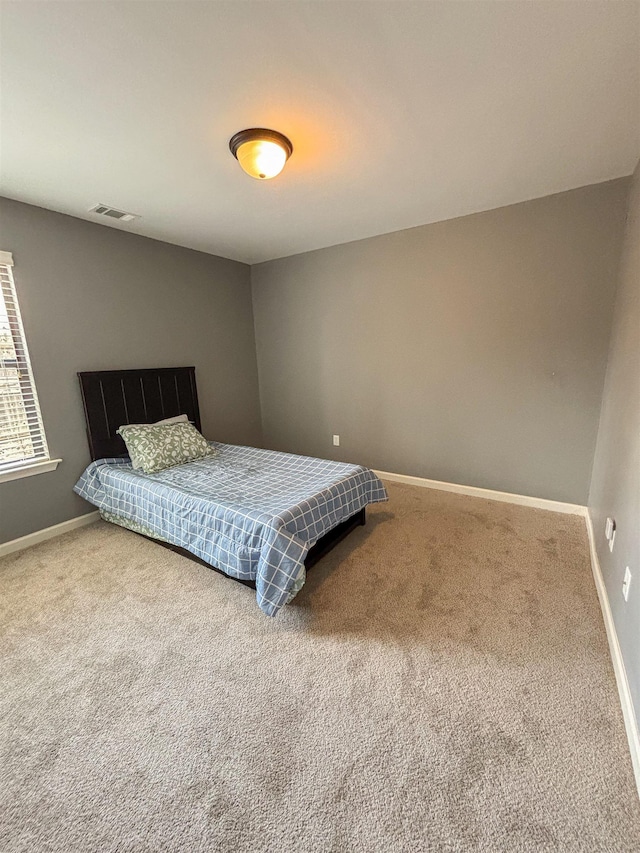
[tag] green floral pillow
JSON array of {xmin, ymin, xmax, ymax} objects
[{"xmin": 117, "ymin": 422, "xmax": 218, "ymax": 474}]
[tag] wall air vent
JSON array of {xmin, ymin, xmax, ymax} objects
[{"xmin": 88, "ymin": 203, "xmax": 139, "ymax": 222}]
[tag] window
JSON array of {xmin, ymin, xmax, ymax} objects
[{"xmin": 0, "ymin": 251, "xmax": 51, "ymax": 475}]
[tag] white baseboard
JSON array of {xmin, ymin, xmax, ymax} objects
[
  {"xmin": 373, "ymin": 469, "xmax": 587, "ymax": 515},
  {"xmin": 0, "ymin": 511, "xmax": 100, "ymax": 559},
  {"xmin": 585, "ymin": 512, "xmax": 640, "ymax": 798}
]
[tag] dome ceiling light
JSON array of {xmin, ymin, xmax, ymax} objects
[{"xmin": 229, "ymin": 128, "xmax": 293, "ymax": 180}]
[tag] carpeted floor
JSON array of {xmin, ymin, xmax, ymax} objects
[{"xmin": 1, "ymin": 481, "xmax": 639, "ymax": 852}]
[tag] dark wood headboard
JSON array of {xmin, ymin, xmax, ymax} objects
[{"xmin": 78, "ymin": 367, "xmax": 201, "ymax": 460}]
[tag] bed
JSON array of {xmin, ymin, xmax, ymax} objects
[{"xmin": 74, "ymin": 367, "xmax": 388, "ymax": 616}]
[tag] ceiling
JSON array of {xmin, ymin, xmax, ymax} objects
[{"xmin": 1, "ymin": 1, "xmax": 639, "ymax": 265}]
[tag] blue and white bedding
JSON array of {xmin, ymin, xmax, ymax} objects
[{"xmin": 74, "ymin": 443, "xmax": 388, "ymax": 616}]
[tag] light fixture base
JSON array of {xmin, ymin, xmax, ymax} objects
[{"xmin": 229, "ymin": 128, "xmax": 293, "ymax": 161}]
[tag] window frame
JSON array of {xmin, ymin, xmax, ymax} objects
[{"xmin": 0, "ymin": 251, "xmax": 60, "ymax": 483}]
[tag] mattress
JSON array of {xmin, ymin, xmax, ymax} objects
[{"xmin": 74, "ymin": 442, "xmax": 388, "ymax": 616}]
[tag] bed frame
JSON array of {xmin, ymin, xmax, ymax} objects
[
  {"xmin": 77, "ymin": 367, "xmax": 365, "ymax": 588},
  {"xmin": 78, "ymin": 367, "xmax": 202, "ymax": 460}
]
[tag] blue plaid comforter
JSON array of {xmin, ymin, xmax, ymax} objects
[{"xmin": 74, "ymin": 443, "xmax": 388, "ymax": 616}]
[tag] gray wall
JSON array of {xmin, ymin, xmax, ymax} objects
[
  {"xmin": 0, "ymin": 197, "xmax": 262, "ymax": 543},
  {"xmin": 1, "ymin": 177, "xmax": 631, "ymax": 544},
  {"xmin": 589, "ymin": 160, "xmax": 640, "ymax": 724},
  {"xmin": 252, "ymin": 180, "xmax": 629, "ymax": 505}
]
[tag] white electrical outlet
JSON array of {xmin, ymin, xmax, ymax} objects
[
  {"xmin": 622, "ymin": 567, "xmax": 632, "ymax": 602},
  {"xmin": 605, "ymin": 517, "xmax": 614, "ymax": 540},
  {"xmin": 332, "ymin": 434, "xmax": 340, "ymax": 447}
]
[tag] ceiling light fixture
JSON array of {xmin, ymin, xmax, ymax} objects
[{"xmin": 229, "ymin": 128, "xmax": 293, "ymax": 180}]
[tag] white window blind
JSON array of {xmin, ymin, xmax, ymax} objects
[{"xmin": 0, "ymin": 251, "xmax": 50, "ymax": 470}]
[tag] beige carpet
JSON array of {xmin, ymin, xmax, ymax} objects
[{"xmin": 1, "ymin": 481, "xmax": 639, "ymax": 852}]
